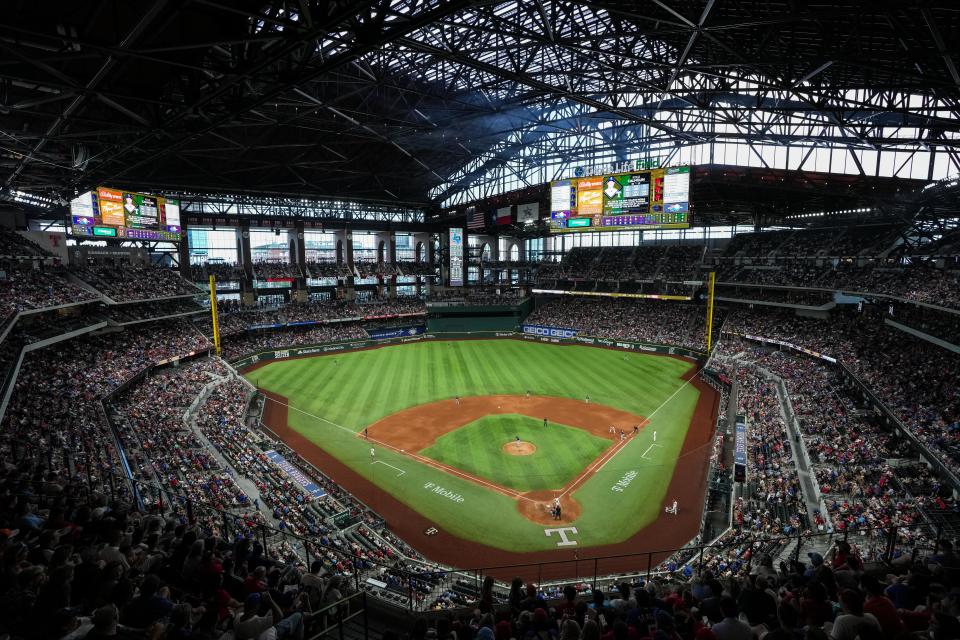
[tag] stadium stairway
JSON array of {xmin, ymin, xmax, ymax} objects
[
  {"xmin": 184, "ymin": 375, "xmax": 276, "ymax": 523},
  {"xmin": 751, "ymin": 364, "xmax": 825, "ymax": 524}
]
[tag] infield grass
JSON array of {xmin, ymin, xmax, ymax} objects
[
  {"xmin": 420, "ymin": 414, "xmax": 610, "ymax": 492},
  {"xmin": 247, "ymin": 339, "xmax": 703, "ymax": 552}
]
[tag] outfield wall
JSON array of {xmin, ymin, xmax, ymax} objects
[{"xmin": 231, "ymin": 330, "xmax": 708, "ymax": 369}]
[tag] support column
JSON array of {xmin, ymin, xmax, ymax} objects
[
  {"xmin": 473, "ymin": 233, "xmax": 499, "ymax": 286},
  {"xmin": 373, "ymin": 231, "xmax": 392, "ymax": 300},
  {"xmin": 338, "ymin": 228, "xmax": 355, "ymax": 301},
  {"xmin": 239, "ymin": 220, "xmax": 255, "ymax": 307},
  {"xmin": 177, "ymin": 218, "xmax": 190, "ymax": 279},
  {"xmin": 294, "ymin": 221, "xmax": 306, "ymax": 266},
  {"xmin": 388, "ymin": 230, "xmax": 397, "ymax": 299},
  {"xmin": 292, "ymin": 220, "xmax": 307, "ymax": 302}
]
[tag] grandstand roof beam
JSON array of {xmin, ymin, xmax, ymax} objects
[
  {"xmin": 89, "ymin": 0, "xmax": 480, "ymax": 198},
  {"xmin": 922, "ymin": 7, "xmax": 960, "ymax": 92},
  {"xmin": 395, "ymin": 37, "xmax": 702, "ymax": 143},
  {"xmin": 2, "ymin": 0, "xmax": 174, "ymax": 189}
]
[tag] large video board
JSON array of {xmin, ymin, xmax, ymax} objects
[
  {"xmin": 69, "ymin": 187, "xmax": 182, "ymax": 242},
  {"xmin": 549, "ymin": 166, "xmax": 690, "ymax": 232}
]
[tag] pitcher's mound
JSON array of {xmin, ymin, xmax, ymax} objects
[{"xmin": 503, "ymin": 441, "xmax": 536, "ymax": 456}]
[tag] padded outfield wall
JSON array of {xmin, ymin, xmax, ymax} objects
[{"xmin": 231, "ymin": 329, "xmax": 708, "ymax": 369}]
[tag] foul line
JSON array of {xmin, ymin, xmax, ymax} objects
[
  {"xmin": 573, "ymin": 363, "xmax": 708, "ymax": 483},
  {"xmin": 259, "ymin": 390, "xmax": 537, "ymax": 503},
  {"xmin": 556, "ymin": 435, "xmax": 631, "ymax": 500},
  {"xmin": 366, "ymin": 434, "xmax": 538, "ymax": 503},
  {"xmin": 641, "ymin": 443, "xmax": 663, "ymax": 459},
  {"xmin": 260, "ymin": 392, "xmax": 358, "ymax": 436},
  {"xmin": 371, "ymin": 460, "xmax": 406, "ymax": 477}
]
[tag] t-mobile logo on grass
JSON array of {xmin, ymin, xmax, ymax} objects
[{"xmin": 423, "ymin": 482, "xmax": 465, "ymax": 503}]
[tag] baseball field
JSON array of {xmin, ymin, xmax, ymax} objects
[{"xmin": 245, "ymin": 338, "xmax": 717, "ymax": 567}]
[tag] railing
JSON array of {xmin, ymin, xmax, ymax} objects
[
  {"xmin": 306, "ymin": 591, "xmax": 369, "ymax": 640},
  {"xmin": 410, "ymin": 522, "xmax": 945, "ymax": 612}
]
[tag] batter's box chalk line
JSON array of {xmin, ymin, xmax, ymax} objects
[
  {"xmin": 371, "ymin": 460, "xmax": 406, "ymax": 477},
  {"xmin": 641, "ymin": 443, "xmax": 663, "ymax": 459}
]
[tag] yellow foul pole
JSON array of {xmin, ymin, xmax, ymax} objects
[
  {"xmin": 705, "ymin": 271, "xmax": 716, "ymax": 353},
  {"xmin": 208, "ymin": 275, "xmax": 222, "ymax": 357}
]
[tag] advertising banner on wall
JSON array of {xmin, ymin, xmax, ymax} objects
[
  {"xmin": 448, "ymin": 228, "xmax": 463, "ymax": 286},
  {"xmin": 365, "ymin": 326, "xmax": 426, "ymax": 340},
  {"xmin": 521, "ymin": 324, "xmax": 578, "ymax": 338},
  {"xmin": 265, "ymin": 450, "xmax": 326, "ymax": 498}
]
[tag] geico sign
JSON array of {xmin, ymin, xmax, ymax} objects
[{"xmin": 523, "ymin": 326, "xmax": 576, "ymax": 338}]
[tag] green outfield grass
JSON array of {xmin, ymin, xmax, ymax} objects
[
  {"xmin": 419, "ymin": 414, "xmax": 610, "ymax": 492},
  {"xmin": 247, "ymin": 339, "xmax": 703, "ymax": 552}
]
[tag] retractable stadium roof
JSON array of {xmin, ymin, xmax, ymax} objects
[{"xmin": 1, "ymin": 0, "xmax": 959, "ymax": 209}]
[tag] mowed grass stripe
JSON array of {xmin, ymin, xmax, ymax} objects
[
  {"xmin": 420, "ymin": 414, "xmax": 610, "ymax": 492},
  {"xmin": 251, "ymin": 341, "xmax": 695, "ymax": 430},
  {"xmin": 248, "ymin": 340, "xmax": 703, "ymax": 550}
]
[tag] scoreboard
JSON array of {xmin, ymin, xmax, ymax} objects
[
  {"xmin": 549, "ymin": 166, "xmax": 691, "ymax": 232},
  {"xmin": 69, "ymin": 187, "xmax": 182, "ymax": 242}
]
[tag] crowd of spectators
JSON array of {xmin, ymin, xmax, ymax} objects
[
  {"xmin": 534, "ymin": 245, "xmax": 704, "ymax": 283},
  {"xmin": 355, "ymin": 261, "xmax": 397, "ymax": 278},
  {"xmin": 303, "ymin": 260, "xmax": 342, "ymax": 278},
  {"xmin": 0, "ymin": 263, "xmax": 100, "ymax": 320},
  {"xmin": 220, "ymin": 324, "xmax": 368, "ymax": 360},
  {"xmin": 103, "ymin": 300, "xmax": 205, "ymax": 324},
  {"xmin": 190, "ymin": 263, "xmax": 247, "ymax": 284},
  {"xmin": 395, "ymin": 261, "xmax": 436, "ymax": 276},
  {"xmin": 0, "ymin": 320, "xmax": 212, "ymax": 495},
  {"xmin": 713, "ymin": 261, "xmax": 957, "ymax": 309},
  {"xmin": 591, "ymin": 247, "xmax": 636, "ymax": 280},
  {"xmin": 251, "ymin": 263, "xmax": 302, "ymax": 280},
  {"xmin": 195, "ymin": 299, "xmax": 425, "ymax": 339},
  {"xmin": 724, "ymin": 307, "xmax": 960, "ymax": 484},
  {"xmin": 526, "ymin": 298, "xmax": 718, "ymax": 351},
  {"xmin": 692, "ymin": 351, "xmax": 809, "ymax": 578},
  {"xmin": 194, "ymin": 377, "xmax": 420, "ymax": 586},
  {"xmin": 408, "ymin": 541, "xmax": 960, "ymax": 639},
  {"xmin": 714, "ymin": 285, "xmax": 835, "ymax": 307},
  {"xmin": 427, "ymin": 290, "xmax": 527, "ymax": 307},
  {"xmin": 0, "ymin": 229, "xmax": 52, "ymax": 257},
  {"xmin": 74, "ymin": 265, "xmax": 198, "ymax": 302},
  {"xmin": 724, "ymin": 340, "xmax": 954, "ymax": 544},
  {"xmin": 107, "ymin": 360, "xmax": 254, "ymax": 522},
  {"xmin": 531, "ymin": 232, "xmax": 958, "ymax": 311},
  {"xmin": 0, "ymin": 441, "xmax": 353, "ymax": 639},
  {"xmin": 657, "ymin": 246, "xmax": 705, "ymax": 281},
  {"xmin": 724, "ymin": 225, "xmax": 901, "ymax": 259},
  {"xmin": 885, "ymin": 304, "xmax": 960, "ymax": 345},
  {"xmin": 118, "ymin": 366, "xmax": 397, "ymax": 579}
]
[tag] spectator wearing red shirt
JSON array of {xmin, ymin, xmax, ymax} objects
[{"xmin": 860, "ymin": 575, "xmax": 904, "ymax": 638}]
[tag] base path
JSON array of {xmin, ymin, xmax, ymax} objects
[
  {"xmin": 366, "ymin": 394, "xmax": 646, "ymax": 524},
  {"xmin": 367, "ymin": 394, "xmax": 645, "ymax": 451},
  {"xmin": 258, "ymin": 356, "xmax": 720, "ymax": 581}
]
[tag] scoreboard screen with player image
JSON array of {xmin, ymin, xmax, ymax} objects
[
  {"xmin": 69, "ymin": 187, "xmax": 183, "ymax": 242},
  {"xmin": 549, "ymin": 166, "xmax": 691, "ymax": 232}
]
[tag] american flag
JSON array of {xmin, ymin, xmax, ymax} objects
[{"xmin": 466, "ymin": 206, "xmax": 485, "ymax": 229}]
